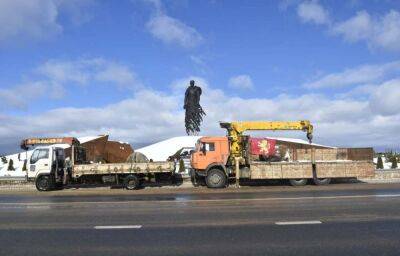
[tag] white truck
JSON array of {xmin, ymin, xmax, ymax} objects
[{"xmin": 22, "ymin": 138, "xmax": 175, "ymax": 191}]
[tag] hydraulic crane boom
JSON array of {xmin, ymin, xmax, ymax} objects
[
  {"xmin": 219, "ymin": 120, "xmax": 314, "ymax": 160},
  {"xmin": 20, "ymin": 137, "xmax": 80, "ymax": 150}
]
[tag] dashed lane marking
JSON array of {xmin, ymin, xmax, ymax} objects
[
  {"xmin": 94, "ymin": 225, "xmax": 142, "ymax": 229},
  {"xmin": 275, "ymin": 221, "xmax": 322, "ymax": 225}
]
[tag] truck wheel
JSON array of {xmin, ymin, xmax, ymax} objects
[
  {"xmin": 206, "ymin": 169, "xmax": 226, "ymax": 189},
  {"xmin": 124, "ymin": 175, "xmax": 140, "ymax": 190},
  {"xmin": 313, "ymin": 178, "xmax": 331, "ymax": 185},
  {"xmin": 289, "ymin": 178, "xmax": 308, "ymax": 186},
  {"xmin": 35, "ymin": 176, "xmax": 53, "ymax": 191}
]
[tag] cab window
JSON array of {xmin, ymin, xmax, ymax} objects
[
  {"xmin": 30, "ymin": 149, "xmax": 49, "ymax": 164},
  {"xmin": 204, "ymin": 143, "xmax": 215, "ymax": 151}
]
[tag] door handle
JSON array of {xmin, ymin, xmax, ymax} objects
[{"xmin": 44, "ymin": 164, "xmax": 48, "ymax": 166}]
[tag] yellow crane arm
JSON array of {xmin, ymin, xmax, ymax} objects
[
  {"xmin": 219, "ymin": 120, "xmax": 314, "ymax": 160},
  {"xmin": 229, "ymin": 121, "xmax": 312, "ymax": 135}
]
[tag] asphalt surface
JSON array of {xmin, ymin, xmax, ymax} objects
[{"xmin": 1, "ymin": 183, "xmax": 400, "ymax": 255}]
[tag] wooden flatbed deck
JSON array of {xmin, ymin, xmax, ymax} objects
[
  {"xmin": 248, "ymin": 161, "xmax": 374, "ymax": 179},
  {"xmin": 72, "ymin": 161, "xmax": 175, "ymax": 178}
]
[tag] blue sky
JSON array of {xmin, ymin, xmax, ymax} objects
[{"xmin": 0, "ymin": 0, "xmax": 400, "ymax": 154}]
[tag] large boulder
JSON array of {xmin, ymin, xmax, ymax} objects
[{"xmin": 126, "ymin": 152, "xmax": 149, "ymax": 163}]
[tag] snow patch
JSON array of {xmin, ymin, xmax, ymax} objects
[
  {"xmin": 136, "ymin": 136, "xmax": 201, "ymax": 161},
  {"xmin": 267, "ymin": 136, "xmax": 335, "ymax": 148}
]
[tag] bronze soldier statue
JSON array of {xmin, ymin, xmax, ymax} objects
[{"xmin": 184, "ymin": 80, "xmax": 206, "ymax": 135}]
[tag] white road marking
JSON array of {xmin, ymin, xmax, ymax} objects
[
  {"xmin": 94, "ymin": 225, "xmax": 142, "ymax": 229},
  {"xmin": 0, "ymin": 205, "xmax": 51, "ymax": 210},
  {"xmin": 0, "ymin": 193, "xmax": 399, "ymax": 207},
  {"xmin": 275, "ymin": 220, "xmax": 322, "ymax": 225},
  {"xmin": 26, "ymin": 205, "xmax": 51, "ymax": 209}
]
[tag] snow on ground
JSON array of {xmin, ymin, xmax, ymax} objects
[
  {"xmin": 77, "ymin": 135, "xmax": 105, "ymax": 144},
  {"xmin": 0, "ymin": 151, "xmax": 31, "ymax": 178},
  {"xmin": 373, "ymin": 156, "xmax": 395, "ymax": 170},
  {"xmin": 136, "ymin": 136, "xmax": 201, "ymax": 161},
  {"xmin": 265, "ymin": 137, "xmax": 335, "ymax": 148}
]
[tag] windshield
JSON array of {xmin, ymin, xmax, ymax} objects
[
  {"xmin": 195, "ymin": 140, "xmax": 202, "ymax": 151},
  {"xmin": 30, "ymin": 148, "xmax": 49, "ymax": 164}
]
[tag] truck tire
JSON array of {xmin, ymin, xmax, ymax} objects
[
  {"xmin": 124, "ymin": 175, "xmax": 140, "ymax": 190},
  {"xmin": 289, "ymin": 178, "xmax": 308, "ymax": 186},
  {"xmin": 206, "ymin": 169, "xmax": 226, "ymax": 189},
  {"xmin": 35, "ymin": 175, "xmax": 53, "ymax": 191},
  {"xmin": 313, "ymin": 178, "xmax": 331, "ymax": 185}
]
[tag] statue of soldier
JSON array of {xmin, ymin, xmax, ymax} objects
[{"xmin": 184, "ymin": 80, "xmax": 206, "ymax": 135}]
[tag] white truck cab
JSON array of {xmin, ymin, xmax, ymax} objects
[{"xmin": 28, "ymin": 146, "xmax": 67, "ymax": 191}]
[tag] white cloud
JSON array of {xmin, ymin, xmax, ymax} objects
[
  {"xmin": 297, "ymin": 1, "xmax": 330, "ymax": 25},
  {"xmin": 190, "ymin": 55, "xmax": 206, "ymax": 66},
  {"xmin": 95, "ymin": 63, "xmax": 138, "ymax": 87},
  {"xmin": 331, "ymin": 11, "xmax": 371, "ymax": 42},
  {"xmin": 142, "ymin": 0, "xmax": 163, "ymax": 13},
  {"xmin": 2, "ymin": 73, "xmax": 400, "ymax": 152},
  {"xmin": 0, "ymin": 0, "xmax": 61, "ymax": 42},
  {"xmin": 37, "ymin": 59, "xmax": 90, "ymax": 85},
  {"xmin": 57, "ymin": 0, "xmax": 96, "ymax": 25},
  {"xmin": 304, "ymin": 61, "xmax": 400, "ymax": 89},
  {"xmin": 228, "ymin": 75, "xmax": 254, "ymax": 90},
  {"xmin": 2, "ymin": 61, "xmax": 400, "ymax": 152},
  {"xmin": 369, "ymin": 79, "xmax": 400, "ymax": 116},
  {"xmin": 0, "ymin": 0, "xmax": 94, "ymax": 43},
  {"xmin": 0, "ymin": 58, "xmax": 141, "ymax": 111},
  {"xmin": 146, "ymin": 14, "xmax": 203, "ymax": 48},
  {"xmin": 142, "ymin": 0, "xmax": 203, "ymax": 49},
  {"xmin": 332, "ymin": 10, "xmax": 400, "ymax": 51},
  {"xmin": 293, "ymin": 1, "xmax": 400, "ymax": 52},
  {"xmin": 0, "ymin": 81, "xmax": 48, "ymax": 110},
  {"xmin": 279, "ymin": 0, "xmax": 302, "ymax": 11},
  {"xmin": 37, "ymin": 58, "xmax": 141, "ymax": 89},
  {"xmin": 0, "ymin": 89, "xmax": 183, "ymax": 148}
]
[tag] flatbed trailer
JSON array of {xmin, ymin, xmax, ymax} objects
[
  {"xmin": 246, "ymin": 147, "xmax": 374, "ymax": 180},
  {"xmin": 73, "ymin": 162, "xmax": 174, "ymax": 177},
  {"xmin": 71, "ymin": 161, "xmax": 176, "ymax": 189},
  {"xmin": 247, "ymin": 160, "xmax": 374, "ymax": 180}
]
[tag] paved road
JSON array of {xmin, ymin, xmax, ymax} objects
[{"xmin": 1, "ymin": 183, "xmax": 400, "ymax": 255}]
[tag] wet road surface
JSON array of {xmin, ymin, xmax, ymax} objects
[{"xmin": 1, "ymin": 183, "xmax": 400, "ymax": 255}]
